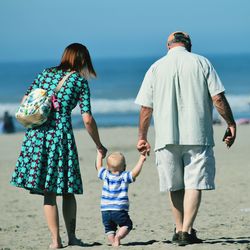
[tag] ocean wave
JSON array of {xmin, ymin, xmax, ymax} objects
[
  {"xmin": 0, "ymin": 98, "xmax": 139, "ymax": 117},
  {"xmin": 0, "ymin": 95, "xmax": 249, "ymax": 117},
  {"xmin": 226, "ymin": 95, "xmax": 250, "ymax": 112}
]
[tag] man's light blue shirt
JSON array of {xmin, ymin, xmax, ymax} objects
[{"xmin": 135, "ymin": 46, "xmax": 225, "ymax": 150}]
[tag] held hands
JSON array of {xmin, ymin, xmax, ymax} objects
[
  {"xmin": 223, "ymin": 125, "xmax": 236, "ymax": 148},
  {"xmin": 96, "ymin": 146, "xmax": 106, "ymax": 171},
  {"xmin": 139, "ymin": 153, "xmax": 147, "ymax": 162},
  {"xmin": 97, "ymin": 144, "xmax": 108, "ymax": 158},
  {"xmin": 137, "ymin": 139, "xmax": 151, "ymax": 156}
]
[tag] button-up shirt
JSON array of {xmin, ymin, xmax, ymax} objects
[{"xmin": 135, "ymin": 46, "xmax": 225, "ymax": 150}]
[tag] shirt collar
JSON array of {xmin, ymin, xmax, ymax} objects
[{"xmin": 167, "ymin": 46, "xmax": 188, "ymax": 54}]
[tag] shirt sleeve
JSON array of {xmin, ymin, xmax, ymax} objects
[
  {"xmin": 98, "ymin": 167, "xmax": 107, "ymax": 180},
  {"xmin": 122, "ymin": 171, "xmax": 134, "ymax": 184},
  {"xmin": 78, "ymin": 78, "xmax": 92, "ymax": 114},
  {"xmin": 135, "ymin": 66, "xmax": 154, "ymax": 108},
  {"xmin": 25, "ymin": 71, "xmax": 44, "ymax": 96},
  {"xmin": 205, "ymin": 59, "xmax": 225, "ymax": 97}
]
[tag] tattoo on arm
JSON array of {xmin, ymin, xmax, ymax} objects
[{"xmin": 212, "ymin": 93, "xmax": 236, "ymax": 126}]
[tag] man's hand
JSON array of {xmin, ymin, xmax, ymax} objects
[
  {"xmin": 224, "ymin": 125, "xmax": 236, "ymax": 148},
  {"xmin": 212, "ymin": 92, "xmax": 236, "ymax": 148},
  {"xmin": 137, "ymin": 139, "xmax": 151, "ymax": 156}
]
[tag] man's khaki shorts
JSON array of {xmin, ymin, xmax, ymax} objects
[{"xmin": 155, "ymin": 145, "xmax": 215, "ymax": 192}]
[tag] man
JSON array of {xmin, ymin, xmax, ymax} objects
[{"xmin": 135, "ymin": 31, "xmax": 236, "ymax": 246}]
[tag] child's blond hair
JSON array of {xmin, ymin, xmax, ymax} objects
[{"xmin": 106, "ymin": 152, "xmax": 126, "ymax": 172}]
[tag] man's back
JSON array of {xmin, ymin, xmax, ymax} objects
[{"xmin": 135, "ymin": 46, "xmax": 225, "ymax": 150}]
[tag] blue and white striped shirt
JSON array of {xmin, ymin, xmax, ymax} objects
[{"xmin": 98, "ymin": 167, "xmax": 133, "ymax": 211}]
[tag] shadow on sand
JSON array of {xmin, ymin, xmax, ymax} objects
[
  {"xmin": 204, "ymin": 236, "xmax": 250, "ymax": 245},
  {"xmin": 122, "ymin": 239, "xmax": 159, "ymax": 246}
]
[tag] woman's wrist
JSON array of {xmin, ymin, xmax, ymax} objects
[{"xmin": 96, "ymin": 143, "xmax": 103, "ymax": 149}]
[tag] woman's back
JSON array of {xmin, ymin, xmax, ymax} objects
[{"xmin": 25, "ymin": 67, "xmax": 91, "ymax": 131}]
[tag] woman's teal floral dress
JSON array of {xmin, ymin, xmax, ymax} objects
[{"xmin": 10, "ymin": 67, "xmax": 91, "ymax": 195}]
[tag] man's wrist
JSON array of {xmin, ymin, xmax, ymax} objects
[{"xmin": 138, "ymin": 135, "xmax": 147, "ymax": 141}]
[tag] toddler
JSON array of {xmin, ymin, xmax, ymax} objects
[{"xmin": 96, "ymin": 151, "xmax": 146, "ymax": 247}]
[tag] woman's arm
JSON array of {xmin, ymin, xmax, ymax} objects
[{"xmin": 82, "ymin": 113, "xmax": 107, "ymax": 157}]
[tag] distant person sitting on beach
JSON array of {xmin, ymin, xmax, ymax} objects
[
  {"xmin": 2, "ymin": 111, "xmax": 15, "ymax": 133},
  {"xmin": 96, "ymin": 151, "xmax": 146, "ymax": 247}
]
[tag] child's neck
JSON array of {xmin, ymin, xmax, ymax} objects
[{"xmin": 111, "ymin": 170, "xmax": 121, "ymax": 175}]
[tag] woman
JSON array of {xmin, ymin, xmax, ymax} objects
[{"xmin": 10, "ymin": 43, "xmax": 107, "ymax": 248}]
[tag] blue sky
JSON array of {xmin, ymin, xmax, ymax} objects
[{"xmin": 0, "ymin": 0, "xmax": 250, "ymax": 61}]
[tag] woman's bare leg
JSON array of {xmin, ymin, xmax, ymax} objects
[
  {"xmin": 44, "ymin": 192, "xmax": 62, "ymax": 249},
  {"xmin": 62, "ymin": 193, "xmax": 83, "ymax": 246}
]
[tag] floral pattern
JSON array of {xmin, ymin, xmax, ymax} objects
[{"xmin": 10, "ymin": 67, "xmax": 91, "ymax": 195}]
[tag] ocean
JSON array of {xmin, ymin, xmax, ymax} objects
[{"xmin": 0, "ymin": 54, "xmax": 249, "ymax": 131}]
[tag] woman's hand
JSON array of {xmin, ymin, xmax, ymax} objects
[{"xmin": 97, "ymin": 144, "xmax": 107, "ymax": 158}]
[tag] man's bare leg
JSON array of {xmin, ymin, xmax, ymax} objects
[
  {"xmin": 182, "ymin": 189, "xmax": 201, "ymax": 233},
  {"xmin": 169, "ymin": 190, "xmax": 184, "ymax": 233}
]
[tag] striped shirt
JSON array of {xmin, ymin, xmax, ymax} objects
[{"xmin": 98, "ymin": 167, "xmax": 133, "ymax": 211}]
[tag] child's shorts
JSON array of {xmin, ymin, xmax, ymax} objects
[{"xmin": 101, "ymin": 210, "xmax": 133, "ymax": 235}]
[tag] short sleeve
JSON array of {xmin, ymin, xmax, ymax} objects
[
  {"xmin": 78, "ymin": 79, "xmax": 92, "ymax": 114},
  {"xmin": 135, "ymin": 66, "xmax": 154, "ymax": 108},
  {"xmin": 205, "ymin": 59, "xmax": 225, "ymax": 97},
  {"xmin": 25, "ymin": 71, "xmax": 44, "ymax": 96},
  {"xmin": 98, "ymin": 167, "xmax": 107, "ymax": 180},
  {"xmin": 122, "ymin": 171, "xmax": 133, "ymax": 184}
]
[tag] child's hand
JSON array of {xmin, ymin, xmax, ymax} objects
[
  {"xmin": 97, "ymin": 149, "xmax": 102, "ymax": 156},
  {"xmin": 97, "ymin": 150, "xmax": 103, "ymax": 159},
  {"xmin": 140, "ymin": 153, "xmax": 146, "ymax": 162},
  {"xmin": 96, "ymin": 150, "xmax": 104, "ymax": 171}
]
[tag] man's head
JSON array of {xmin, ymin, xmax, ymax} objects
[
  {"xmin": 167, "ymin": 31, "xmax": 192, "ymax": 52},
  {"xmin": 106, "ymin": 152, "xmax": 126, "ymax": 172}
]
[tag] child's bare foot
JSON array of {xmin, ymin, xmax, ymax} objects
[
  {"xmin": 107, "ymin": 233, "xmax": 115, "ymax": 245},
  {"xmin": 112, "ymin": 235, "xmax": 121, "ymax": 247},
  {"xmin": 68, "ymin": 237, "xmax": 85, "ymax": 246}
]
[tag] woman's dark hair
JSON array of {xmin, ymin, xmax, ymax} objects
[{"xmin": 58, "ymin": 43, "xmax": 96, "ymax": 79}]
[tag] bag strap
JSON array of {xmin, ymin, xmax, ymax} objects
[{"xmin": 54, "ymin": 71, "xmax": 75, "ymax": 94}]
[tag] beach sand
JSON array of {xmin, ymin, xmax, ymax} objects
[{"xmin": 0, "ymin": 125, "xmax": 250, "ymax": 250}]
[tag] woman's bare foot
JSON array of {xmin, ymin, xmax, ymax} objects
[
  {"xmin": 49, "ymin": 236, "xmax": 62, "ymax": 249},
  {"xmin": 49, "ymin": 242, "xmax": 62, "ymax": 249}
]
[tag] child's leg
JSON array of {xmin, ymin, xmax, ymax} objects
[
  {"xmin": 107, "ymin": 233, "xmax": 115, "ymax": 245},
  {"xmin": 112, "ymin": 211, "xmax": 133, "ymax": 246},
  {"xmin": 44, "ymin": 192, "xmax": 62, "ymax": 249},
  {"xmin": 113, "ymin": 226, "xmax": 129, "ymax": 247},
  {"xmin": 62, "ymin": 193, "xmax": 84, "ymax": 246}
]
